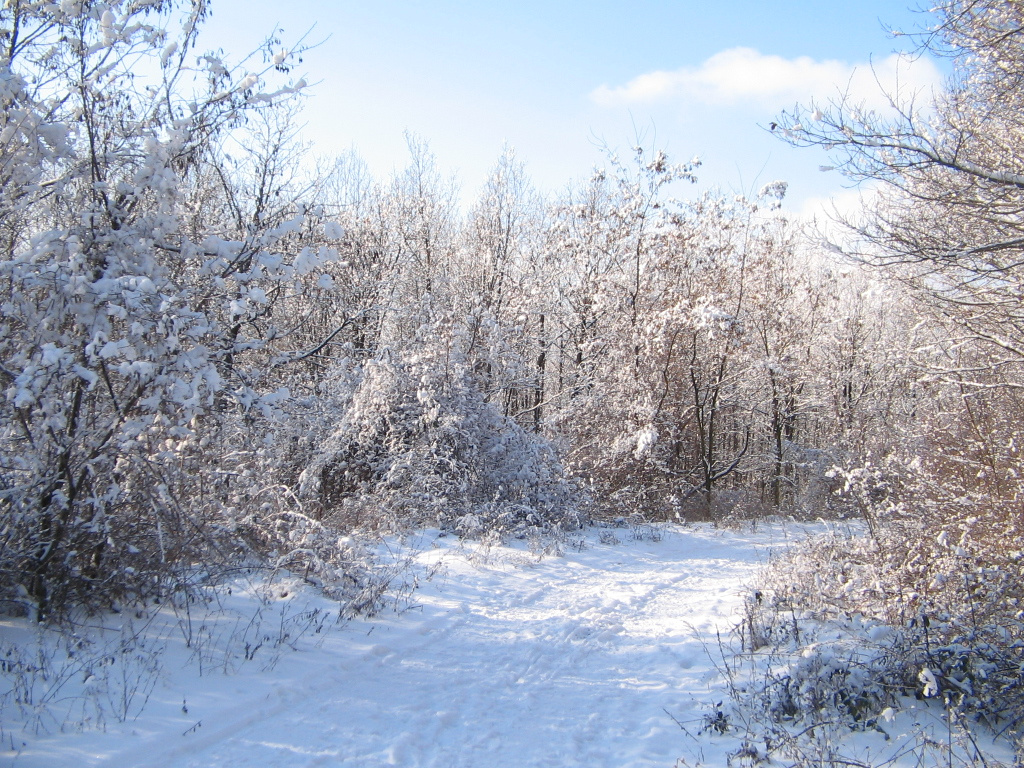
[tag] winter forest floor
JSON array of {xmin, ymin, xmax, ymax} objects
[{"xmin": 1, "ymin": 522, "xmax": 1016, "ymax": 768}]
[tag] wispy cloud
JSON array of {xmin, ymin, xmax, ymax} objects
[{"xmin": 591, "ymin": 47, "xmax": 943, "ymax": 112}]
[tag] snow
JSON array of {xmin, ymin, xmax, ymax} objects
[
  {"xmin": 632, "ymin": 425, "xmax": 658, "ymax": 458},
  {"xmin": 1, "ymin": 523, "xmax": 1013, "ymax": 767},
  {"xmin": 161, "ymin": 43, "xmax": 178, "ymax": 68},
  {"xmin": 918, "ymin": 667, "xmax": 941, "ymax": 698},
  {"xmin": 0, "ymin": 524, "xmax": 758, "ymax": 766}
]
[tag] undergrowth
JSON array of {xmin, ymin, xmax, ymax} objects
[
  {"xmin": 702, "ymin": 456, "xmax": 1024, "ymax": 767},
  {"xmin": 0, "ymin": 531, "xmax": 427, "ymax": 740}
]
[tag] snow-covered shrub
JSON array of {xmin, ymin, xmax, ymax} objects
[
  {"xmin": 0, "ymin": 2, "xmax": 318, "ymax": 621},
  {"xmin": 731, "ymin": 455, "xmax": 1024, "ymax": 762},
  {"xmin": 299, "ymin": 341, "xmax": 584, "ymax": 537}
]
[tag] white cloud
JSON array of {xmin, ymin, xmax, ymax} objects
[{"xmin": 591, "ymin": 47, "xmax": 943, "ymax": 112}]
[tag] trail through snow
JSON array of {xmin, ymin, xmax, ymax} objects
[{"xmin": 5, "ymin": 523, "xmax": 803, "ymax": 767}]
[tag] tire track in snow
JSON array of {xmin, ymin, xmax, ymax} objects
[{"xmin": 88, "ymin": 524, "xmax": 794, "ymax": 768}]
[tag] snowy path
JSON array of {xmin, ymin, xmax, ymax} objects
[{"xmin": 8, "ymin": 523, "xmax": 798, "ymax": 768}]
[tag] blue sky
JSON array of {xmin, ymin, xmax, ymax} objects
[{"xmin": 200, "ymin": 1, "xmax": 946, "ymax": 213}]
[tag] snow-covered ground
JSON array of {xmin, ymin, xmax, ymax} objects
[{"xmin": 1, "ymin": 522, "xmax": 1015, "ymax": 767}]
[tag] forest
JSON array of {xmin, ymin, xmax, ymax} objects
[{"xmin": 1, "ymin": 0, "xmax": 1023, "ymax": 765}]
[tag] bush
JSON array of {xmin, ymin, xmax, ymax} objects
[
  {"xmin": 728, "ymin": 457, "xmax": 1024, "ymax": 763},
  {"xmin": 297, "ymin": 343, "xmax": 585, "ymax": 538}
]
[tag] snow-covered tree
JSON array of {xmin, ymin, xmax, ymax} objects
[
  {"xmin": 766, "ymin": 2, "xmax": 1024, "ymax": 729},
  {"xmin": 0, "ymin": 0, "xmax": 315, "ymax": 619}
]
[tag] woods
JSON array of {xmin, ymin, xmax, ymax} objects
[
  {"xmin": 1, "ymin": 0, "xmax": 1024, "ymax": 761},
  {"xmin": 2, "ymin": 2, "xmax": 1024, "ymax": 767},
  {"xmin": 0, "ymin": 0, "xmax": 980, "ymax": 619}
]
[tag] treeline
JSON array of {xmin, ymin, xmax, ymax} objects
[{"xmin": 294, "ymin": 145, "xmax": 914, "ymax": 522}]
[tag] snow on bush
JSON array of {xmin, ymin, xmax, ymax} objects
[
  {"xmin": 719, "ymin": 457, "xmax": 1024, "ymax": 765},
  {"xmin": 297, "ymin": 338, "xmax": 584, "ymax": 537},
  {"xmin": 0, "ymin": 2, "xmax": 331, "ymax": 621}
]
